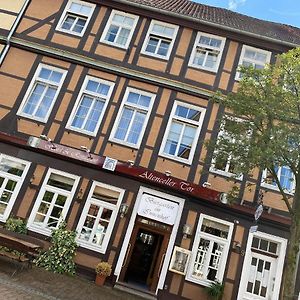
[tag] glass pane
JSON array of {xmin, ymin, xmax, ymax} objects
[
  {"xmin": 101, "ymin": 208, "xmax": 113, "ymax": 221},
  {"xmin": 86, "ymin": 80, "xmax": 98, "ymax": 92},
  {"xmin": 0, "ymin": 159, "xmax": 26, "ymax": 176},
  {"xmin": 37, "ymin": 202, "xmax": 50, "ymax": 214},
  {"xmin": 34, "ymin": 213, "xmax": 45, "ymax": 224},
  {"xmin": 116, "ymin": 28, "xmax": 130, "ymax": 46},
  {"xmin": 0, "ymin": 203, "xmax": 6, "ymax": 215},
  {"xmin": 84, "ymin": 215, "xmax": 96, "ymax": 229},
  {"xmin": 145, "ymin": 37, "xmax": 158, "ymax": 53},
  {"xmin": 92, "ymin": 186, "xmax": 119, "ymax": 204},
  {"xmin": 62, "ymin": 15, "xmax": 75, "ymax": 30},
  {"xmin": 49, "ymin": 71, "xmax": 63, "ymax": 83},
  {"xmin": 73, "ymin": 18, "xmax": 86, "ymax": 33},
  {"xmin": 42, "ymin": 191, "xmax": 54, "ymax": 203},
  {"xmin": 105, "ymin": 24, "xmax": 118, "ymax": 42},
  {"xmin": 0, "ymin": 191, "xmax": 12, "ymax": 203},
  {"xmin": 157, "ymin": 40, "xmax": 170, "ymax": 56},
  {"xmin": 0, "ymin": 177, "xmax": 4, "ymax": 187},
  {"xmin": 192, "ymin": 238, "xmax": 210, "ymax": 278},
  {"xmin": 114, "ymin": 108, "xmax": 133, "ymax": 141},
  {"xmin": 47, "ymin": 173, "xmax": 75, "ymax": 191},
  {"xmin": 55, "ymin": 195, "xmax": 67, "ymax": 206},
  {"xmin": 47, "ymin": 218, "xmax": 59, "ymax": 228},
  {"xmin": 5, "ymin": 180, "xmax": 17, "ymax": 192},
  {"xmin": 201, "ymin": 218, "xmax": 229, "ymax": 238},
  {"xmin": 88, "ymin": 204, "xmax": 100, "ymax": 216}
]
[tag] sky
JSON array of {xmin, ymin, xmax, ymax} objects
[{"xmin": 193, "ymin": 0, "xmax": 300, "ymax": 28}]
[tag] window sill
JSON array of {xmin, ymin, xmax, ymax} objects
[
  {"xmin": 210, "ymin": 168, "xmax": 243, "ymax": 181},
  {"xmin": 260, "ymin": 183, "xmax": 294, "ymax": 195},
  {"xmin": 55, "ymin": 28, "xmax": 85, "ymax": 38},
  {"xmin": 76, "ymin": 240, "xmax": 106, "ymax": 254},
  {"xmin": 158, "ymin": 153, "xmax": 192, "ymax": 165}
]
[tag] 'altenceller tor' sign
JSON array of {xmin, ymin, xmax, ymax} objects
[{"xmin": 137, "ymin": 194, "xmax": 179, "ymax": 225}]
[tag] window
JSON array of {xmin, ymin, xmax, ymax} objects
[
  {"xmin": 17, "ymin": 64, "xmax": 67, "ymax": 123},
  {"xmin": 0, "ymin": 154, "xmax": 30, "ymax": 222},
  {"xmin": 110, "ymin": 87, "xmax": 155, "ymax": 148},
  {"xmin": 100, "ymin": 10, "xmax": 139, "ymax": 49},
  {"xmin": 76, "ymin": 182, "xmax": 124, "ymax": 253},
  {"xmin": 27, "ymin": 169, "xmax": 80, "ymax": 236},
  {"xmin": 141, "ymin": 20, "xmax": 179, "ymax": 60},
  {"xmin": 56, "ymin": 0, "xmax": 95, "ymax": 36},
  {"xmin": 66, "ymin": 76, "xmax": 114, "ymax": 136},
  {"xmin": 236, "ymin": 45, "xmax": 271, "ymax": 80},
  {"xmin": 261, "ymin": 166, "xmax": 295, "ymax": 194},
  {"xmin": 189, "ymin": 32, "xmax": 226, "ymax": 72},
  {"xmin": 159, "ymin": 101, "xmax": 206, "ymax": 164},
  {"xmin": 237, "ymin": 232, "xmax": 287, "ymax": 300},
  {"xmin": 186, "ymin": 215, "xmax": 233, "ymax": 286}
]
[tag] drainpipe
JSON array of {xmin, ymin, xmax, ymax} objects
[{"xmin": 0, "ymin": 0, "xmax": 31, "ymax": 66}]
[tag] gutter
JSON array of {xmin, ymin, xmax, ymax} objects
[
  {"xmin": 112, "ymin": 0, "xmax": 300, "ymax": 48},
  {"xmin": 0, "ymin": 0, "xmax": 31, "ymax": 65}
]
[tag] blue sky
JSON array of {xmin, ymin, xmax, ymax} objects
[{"xmin": 193, "ymin": 0, "xmax": 300, "ymax": 28}]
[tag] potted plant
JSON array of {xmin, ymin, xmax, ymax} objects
[
  {"xmin": 95, "ymin": 261, "xmax": 112, "ymax": 286},
  {"xmin": 205, "ymin": 281, "xmax": 225, "ymax": 300}
]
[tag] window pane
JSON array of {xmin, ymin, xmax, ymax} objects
[
  {"xmin": 0, "ymin": 158, "xmax": 26, "ymax": 176},
  {"xmin": 201, "ymin": 218, "xmax": 229, "ymax": 239},
  {"xmin": 146, "ymin": 37, "xmax": 158, "ymax": 53},
  {"xmin": 114, "ymin": 108, "xmax": 133, "ymax": 141},
  {"xmin": 47, "ymin": 173, "xmax": 75, "ymax": 191},
  {"xmin": 92, "ymin": 186, "xmax": 119, "ymax": 204},
  {"xmin": 62, "ymin": 15, "xmax": 75, "ymax": 30},
  {"xmin": 106, "ymin": 24, "xmax": 118, "ymax": 42},
  {"xmin": 157, "ymin": 40, "xmax": 170, "ymax": 56},
  {"xmin": 116, "ymin": 28, "xmax": 130, "ymax": 46}
]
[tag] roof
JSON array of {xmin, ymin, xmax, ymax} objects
[{"xmin": 121, "ymin": 0, "xmax": 300, "ymax": 46}]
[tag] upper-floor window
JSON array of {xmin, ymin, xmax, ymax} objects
[
  {"xmin": 17, "ymin": 64, "xmax": 67, "ymax": 123},
  {"xmin": 189, "ymin": 32, "xmax": 226, "ymax": 72},
  {"xmin": 76, "ymin": 181, "xmax": 124, "ymax": 253},
  {"xmin": 0, "ymin": 154, "xmax": 30, "ymax": 222},
  {"xmin": 27, "ymin": 169, "xmax": 80, "ymax": 236},
  {"xmin": 261, "ymin": 166, "xmax": 295, "ymax": 194},
  {"xmin": 141, "ymin": 20, "xmax": 179, "ymax": 60},
  {"xmin": 66, "ymin": 76, "xmax": 114, "ymax": 136},
  {"xmin": 159, "ymin": 101, "xmax": 206, "ymax": 164},
  {"xmin": 56, "ymin": 0, "xmax": 95, "ymax": 36},
  {"xmin": 110, "ymin": 87, "xmax": 155, "ymax": 148},
  {"xmin": 186, "ymin": 214, "xmax": 233, "ymax": 286},
  {"xmin": 100, "ymin": 10, "xmax": 139, "ymax": 49},
  {"xmin": 236, "ymin": 45, "xmax": 271, "ymax": 80}
]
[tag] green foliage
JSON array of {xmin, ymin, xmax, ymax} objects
[
  {"xmin": 205, "ymin": 281, "xmax": 225, "ymax": 300},
  {"xmin": 95, "ymin": 261, "xmax": 112, "ymax": 277},
  {"xmin": 35, "ymin": 222, "xmax": 77, "ymax": 275},
  {"xmin": 5, "ymin": 217, "xmax": 27, "ymax": 234}
]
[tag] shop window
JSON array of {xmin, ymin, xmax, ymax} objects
[
  {"xmin": 110, "ymin": 87, "xmax": 155, "ymax": 148},
  {"xmin": 186, "ymin": 214, "xmax": 233, "ymax": 286},
  {"xmin": 17, "ymin": 64, "xmax": 67, "ymax": 123},
  {"xmin": 76, "ymin": 182, "xmax": 124, "ymax": 253},
  {"xmin": 56, "ymin": 0, "xmax": 95, "ymax": 36},
  {"xmin": 159, "ymin": 101, "xmax": 206, "ymax": 164},
  {"xmin": 141, "ymin": 20, "xmax": 179, "ymax": 60},
  {"xmin": 27, "ymin": 169, "xmax": 80, "ymax": 236},
  {"xmin": 66, "ymin": 76, "xmax": 114, "ymax": 136},
  {"xmin": 100, "ymin": 10, "xmax": 139, "ymax": 49},
  {"xmin": 236, "ymin": 45, "xmax": 271, "ymax": 80},
  {"xmin": 0, "ymin": 154, "xmax": 30, "ymax": 222},
  {"xmin": 237, "ymin": 232, "xmax": 287, "ymax": 300},
  {"xmin": 189, "ymin": 32, "xmax": 226, "ymax": 72}
]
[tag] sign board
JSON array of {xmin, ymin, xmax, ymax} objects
[
  {"xmin": 102, "ymin": 157, "xmax": 117, "ymax": 171},
  {"xmin": 250, "ymin": 225, "xmax": 258, "ymax": 233},
  {"xmin": 254, "ymin": 204, "xmax": 263, "ymax": 221},
  {"xmin": 137, "ymin": 194, "xmax": 179, "ymax": 225}
]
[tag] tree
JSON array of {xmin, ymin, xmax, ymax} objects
[{"xmin": 209, "ymin": 47, "xmax": 300, "ymax": 299}]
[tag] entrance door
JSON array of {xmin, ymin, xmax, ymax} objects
[{"xmin": 119, "ymin": 217, "xmax": 171, "ymax": 292}]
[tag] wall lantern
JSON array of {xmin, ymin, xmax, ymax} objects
[
  {"xmin": 119, "ymin": 203, "xmax": 129, "ymax": 218},
  {"xmin": 80, "ymin": 146, "xmax": 92, "ymax": 159},
  {"xmin": 165, "ymin": 170, "xmax": 172, "ymax": 177},
  {"xmin": 182, "ymin": 224, "xmax": 192, "ymax": 239},
  {"xmin": 40, "ymin": 134, "xmax": 56, "ymax": 149},
  {"xmin": 76, "ymin": 188, "xmax": 84, "ymax": 201},
  {"xmin": 232, "ymin": 241, "xmax": 244, "ymax": 256}
]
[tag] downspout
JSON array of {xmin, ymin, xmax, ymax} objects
[{"xmin": 0, "ymin": 0, "xmax": 31, "ymax": 66}]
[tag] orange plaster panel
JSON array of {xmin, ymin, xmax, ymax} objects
[
  {"xmin": 55, "ymin": 92, "xmax": 72, "ymax": 122},
  {"xmin": 17, "ymin": 188, "xmax": 37, "ymax": 219},
  {"xmin": 17, "ymin": 119, "xmax": 44, "ymax": 137},
  {"xmin": 134, "ymin": 18, "xmax": 146, "ymax": 47},
  {"xmin": 75, "ymin": 252, "xmax": 99, "ymax": 269},
  {"xmin": 219, "ymin": 72, "xmax": 230, "ymax": 90},
  {"xmin": 103, "ymin": 144, "xmax": 137, "ymax": 162},
  {"xmin": 91, "ymin": 6, "xmax": 107, "ymax": 35},
  {"xmin": 112, "ymin": 77, "xmax": 126, "ymax": 103},
  {"xmin": 60, "ymin": 132, "xmax": 94, "ymax": 149},
  {"xmin": 28, "ymin": 24, "xmax": 51, "ymax": 40},
  {"xmin": 1, "ymin": 48, "xmax": 37, "ymax": 79},
  {"xmin": 0, "ymin": 108, "xmax": 10, "ymax": 120},
  {"xmin": 67, "ymin": 201, "xmax": 80, "ymax": 230},
  {"xmin": 0, "ymin": 75, "xmax": 24, "ymax": 107},
  {"xmin": 194, "ymin": 165, "xmax": 203, "ymax": 184},
  {"xmin": 182, "ymin": 282, "xmax": 208, "ymax": 300},
  {"xmin": 199, "ymin": 133, "xmax": 211, "ymax": 162},
  {"xmin": 95, "ymin": 44, "xmax": 125, "ymax": 61},
  {"xmin": 25, "ymin": 0, "xmax": 61, "ymax": 19},
  {"xmin": 227, "ymin": 252, "xmax": 240, "ymax": 280},
  {"xmin": 108, "ymin": 250, "xmax": 116, "ymax": 265},
  {"xmin": 223, "ymin": 282, "xmax": 234, "ymax": 300},
  {"xmin": 170, "ymin": 57, "xmax": 183, "ymax": 76},
  {"xmin": 94, "ymin": 136, "xmax": 105, "ymax": 154},
  {"xmin": 127, "ymin": 46, "xmax": 136, "ymax": 65},
  {"xmin": 234, "ymin": 225, "xmax": 245, "ymax": 243},
  {"xmin": 262, "ymin": 192, "xmax": 290, "ymax": 212},
  {"xmin": 87, "ymin": 69, "xmax": 117, "ymax": 82},
  {"xmin": 32, "ymin": 165, "xmax": 47, "ymax": 186},
  {"xmin": 41, "ymin": 56, "xmax": 70, "ymax": 69},
  {"xmin": 224, "ymin": 41, "xmax": 239, "ymax": 72},
  {"xmin": 155, "ymin": 158, "xmax": 189, "ymax": 181},
  {"xmin": 52, "ymin": 33, "xmax": 80, "ymax": 49},
  {"xmin": 137, "ymin": 56, "xmax": 167, "ymax": 73},
  {"xmin": 207, "ymin": 103, "xmax": 220, "ymax": 131},
  {"xmin": 101, "ymin": 105, "xmax": 115, "ymax": 135},
  {"xmin": 112, "ymin": 218, "xmax": 125, "ymax": 248},
  {"xmin": 207, "ymin": 174, "xmax": 241, "ymax": 194},
  {"xmin": 176, "ymin": 92, "xmax": 208, "ymax": 108},
  {"xmin": 157, "ymin": 89, "xmax": 171, "ymax": 115},
  {"xmin": 16, "ymin": 18, "xmax": 37, "ymax": 34},
  {"xmin": 176, "ymin": 28, "xmax": 192, "ymax": 57},
  {"xmin": 232, "ymin": 82, "xmax": 239, "ymax": 92},
  {"xmin": 146, "ymin": 117, "xmax": 162, "ymax": 147},
  {"xmin": 48, "ymin": 122, "xmax": 61, "ymax": 142},
  {"xmin": 83, "ymin": 35, "xmax": 95, "ymax": 53},
  {"xmin": 169, "ymin": 273, "xmax": 182, "ymax": 295},
  {"xmin": 243, "ymin": 183, "xmax": 255, "ymax": 203},
  {"xmin": 128, "ymin": 80, "xmax": 158, "ymax": 94},
  {"xmin": 139, "ymin": 148, "xmax": 152, "ymax": 168},
  {"xmin": 67, "ymin": 66, "xmax": 84, "ymax": 92},
  {"xmin": 186, "ymin": 69, "xmax": 215, "ymax": 86}
]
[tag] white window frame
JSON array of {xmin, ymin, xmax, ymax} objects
[
  {"xmin": 56, "ymin": 0, "xmax": 95, "ymax": 37},
  {"xmin": 186, "ymin": 214, "xmax": 234, "ymax": 286},
  {"xmin": 237, "ymin": 231, "xmax": 287, "ymax": 300},
  {"xmin": 109, "ymin": 87, "xmax": 156, "ymax": 148},
  {"xmin": 235, "ymin": 45, "xmax": 271, "ymax": 81},
  {"xmin": 76, "ymin": 181, "xmax": 125, "ymax": 253},
  {"xmin": 100, "ymin": 10, "xmax": 139, "ymax": 49},
  {"xmin": 188, "ymin": 32, "xmax": 226, "ymax": 73},
  {"xmin": 159, "ymin": 101, "xmax": 206, "ymax": 164},
  {"xmin": 141, "ymin": 20, "xmax": 179, "ymax": 60},
  {"xmin": 27, "ymin": 168, "xmax": 80, "ymax": 236},
  {"xmin": 17, "ymin": 64, "xmax": 67, "ymax": 123},
  {"xmin": 261, "ymin": 167, "xmax": 295, "ymax": 194},
  {"xmin": 0, "ymin": 154, "xmax": 31, "ymax": 223},
  {"xmin": 66, "ymin": 76, "xmax": 114, "ymax": 136}
]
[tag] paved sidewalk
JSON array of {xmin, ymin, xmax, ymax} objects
[{"xmin": 0, "ymin": 259, "xmax": 145, "ymax": 300}]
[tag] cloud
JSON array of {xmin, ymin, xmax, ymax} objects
[{"xmin": 228, "ymin": 0, "xmax": 246, "ymax": 10}]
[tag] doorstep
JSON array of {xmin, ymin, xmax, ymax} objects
[{"xmin": 114, "ymin": 282, "xmax": 157, "ymax": 300}]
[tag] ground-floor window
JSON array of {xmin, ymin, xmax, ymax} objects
[
  {"xmin": 76, "ymin": 181, "xmax": 125, "ymax": 253},
  {"xmin": 237, "ymin": 231, "xmax": 287, "ymax": 300}
]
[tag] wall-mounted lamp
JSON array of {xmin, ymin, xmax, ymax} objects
[
  {"xmin": 76, "ymin": 188, "xmax": 83, "ymax": 201},
  {"xmin": 232, "ymin": 241, "xmax": 244, "ymax": 255},
  {"xmin": 127, "ymin": 160, "xmax": 134, "ymax": 167},
  {"xmin": 165, "ymin": 170, "xmax": 172, "ymax": 177},
  {"xmin": 119, "ymin": 203, "xmax": 129, "ymax": 218},
  {"xmin": 219, "ymin": 192, "xmax": 228, "ymax": 204},
  {"xmin": 80, "ymin": 146, "xmax": 92, "ymax": 159},
  {"xmin": 182, "ymin": 224, "xmax": 192, "ymax": 239},
  {"xmin": 40, "ymin": 134, "xmax": 56, "ymax": 149},
  {"xmin": 29, "ymin": 174, "xmax": 35, "ymax": 185},
  {"xmin": 202, "ymin": 182, "xmax": 211, "ymax": 188}
]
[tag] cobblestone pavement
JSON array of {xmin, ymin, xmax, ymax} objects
[{"xmin": 0, "ymin": 259, "xmax": 145, "ymax": 300}]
